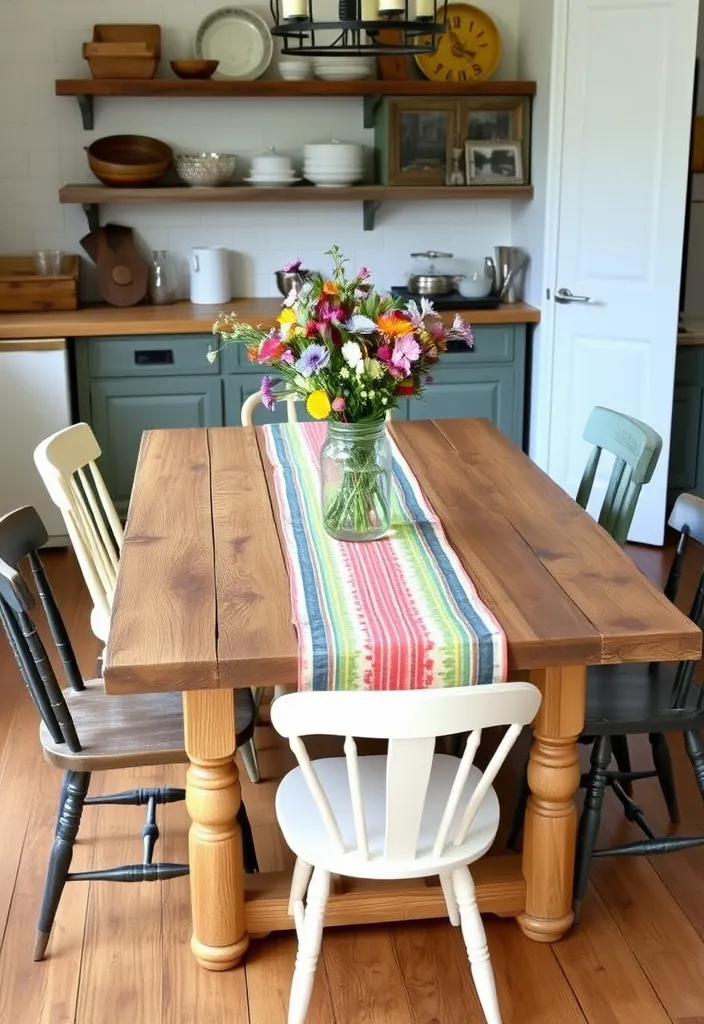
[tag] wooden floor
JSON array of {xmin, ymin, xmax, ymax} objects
[{"xmin": 1, "ymin": 546, "xmax": 704, "ymax": 1023}]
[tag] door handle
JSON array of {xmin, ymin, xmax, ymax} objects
[{"xmin": 555, "ymin": 287, "xmax": 592, "ymax": 304}]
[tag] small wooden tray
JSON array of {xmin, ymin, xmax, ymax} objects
[
  {"xmin": 0, "ymin": 256, "xmax": 80, "ymax": 312},
  {"xmin": 84, "ymin": 24, "xmax": 161, "ymax": 79}
]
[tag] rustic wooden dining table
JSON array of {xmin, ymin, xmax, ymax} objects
[{"xmin": 103, "ymin": 417, "xmax": 702, "ymax": 971}]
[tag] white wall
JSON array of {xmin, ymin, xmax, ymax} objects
[
  {"xmin": 0, "ymin": 0, "xmax": 522, "ymax": 298},
  {"xmin": 683, "ymin": 1, "xmax": 704, "ymax": 314}
]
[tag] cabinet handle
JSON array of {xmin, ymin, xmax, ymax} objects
[{"xmin": 134, "ymin": 349, "xmax": 174, "ymax": 366}]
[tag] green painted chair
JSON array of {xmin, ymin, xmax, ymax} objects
[
  {"xmin": 507, "ymin": 406, "xmax": 668, "ymax": 852},
  {"xmin": 575, "ymin": 406, "xmax": 663, "ymax": 545}
]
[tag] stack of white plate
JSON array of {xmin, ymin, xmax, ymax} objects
[
  {"xmin": 313, "ymin": 56, "xmax": 374, "ymax": 81},
  {"xmin": 279, "ymin": 57, "xmax": 313, "ymax": 81},
  {"xmin": 244, "ymin": 147, "xmax": 301, "ymax": 188},
  {"xmin": 303, "ymin": 141, "xmax": 365, "ymax": 188}
]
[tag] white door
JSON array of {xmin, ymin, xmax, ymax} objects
[{"xmin": 547, "ymin": 0, "xmax": 699, "ymax": 544}]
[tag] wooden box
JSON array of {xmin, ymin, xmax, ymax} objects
[
  {"xmin": 0, "ymin": 256, "xmax": 80, "ymax": 312},
  {"xmin": 83, "ymin": 24, "xmax": 161, "ymax": 80}
]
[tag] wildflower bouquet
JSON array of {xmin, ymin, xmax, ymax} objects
[{"xmin": 210, "ymin": 246, "xmax": 474, "ymax": 539}]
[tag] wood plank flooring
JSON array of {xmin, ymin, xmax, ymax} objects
[{"xmin": 1, "ymin": 545, "xmax": 703, "ymax": 1022}]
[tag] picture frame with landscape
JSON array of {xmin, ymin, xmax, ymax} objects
[
  {"xmin": 465, "ymin": 141, "xmax": 524, "ymax": 185},
  {"xmin": 387, "ymin": 99, "xmax": 456, "ymax": 186}
]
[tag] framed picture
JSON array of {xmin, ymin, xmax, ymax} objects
[
  {"xmin": 466, "ymin": 108, "xmax": 515, "ymax": 141},
  {"xmin": 465, "ymin": 141, "xmax": 524, "ymax": 185},
  {"xmin": 386, "ymin": 99, "xmax": 457, "ymax": 186}
]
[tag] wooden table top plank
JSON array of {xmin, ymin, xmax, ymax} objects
[
  {"xmin": 104, "ymin": 429, "xmax": 218, "ymax": 694},
  {"xmin": 389, "ymin": 421, "xmax": 604, "ymax": 670},
  {"xmin": 209, "ymin": 427, "xmax": 298, "ymax": 689},
  {"xmin": 432, "ymin": 418, "xmax": 702, "ymax": 664}
]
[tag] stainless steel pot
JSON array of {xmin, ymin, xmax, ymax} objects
[
  {"xmin": 275, "ymin": 269, "xmax": 310, "ymax": 297},
  {"xmin": 407, "ymin": 250, "xmax": 463, "ymax": 296}
]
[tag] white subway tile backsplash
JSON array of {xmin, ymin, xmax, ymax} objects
[{"xmin": 0, "ymin": 0, "xmax": 518, "ymax": 295}]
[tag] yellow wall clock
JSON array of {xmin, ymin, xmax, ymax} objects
[{"xmin": 416, "ymin": 4, "xmax": 502, "ymax": 84}]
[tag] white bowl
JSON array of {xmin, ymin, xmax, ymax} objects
[
  {"xmin": 250, "ymin": 163, "xmax": 296, "ymax": 176},
  {"xmin": 251, "ymin": 149, "xmax": 293, "ymax": 175},
  {"xmin": 304, "ymin": 142, "xmax": 363, "ymax": 160},
  {"xmin": 305, "ymin": 170, "xmax": 364, "ymax": 186}
]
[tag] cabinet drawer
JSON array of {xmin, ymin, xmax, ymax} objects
[{"xmin": 87, "ymin": 334, "xmax": 218, "ymax": 376}]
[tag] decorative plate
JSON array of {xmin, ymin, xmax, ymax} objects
[{"xmin": 195, "ymin": 7, "xmax": 273, "ymax": 81}]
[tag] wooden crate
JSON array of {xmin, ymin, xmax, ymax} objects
[{"xmin": 0, "ymin": 256, "xmax": 80, "ymax": 312}]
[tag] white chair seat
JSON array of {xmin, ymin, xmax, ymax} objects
[{"xmin": 276, "ymin": 753, "xmax": 500, "ymax": 880}]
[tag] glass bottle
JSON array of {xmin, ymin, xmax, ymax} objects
[
  {"xmin": 149, "ymin": 250, "xmax": 177, "ymax": 305},
  {"xmin": 320, "ymin": 420, "xmax": 392, "ymax": 542}
]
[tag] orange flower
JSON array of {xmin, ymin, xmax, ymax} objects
[
  {"xmin": 246, "ymin": 343, "xmax": 259, "ymax": 362},
  {"xmin": 322, "ymin": 280, "xmax": 339, "ymax": 296},
  {"xmin": 376, "ymin": 313, "xmax": 412, "ymax": 338}
]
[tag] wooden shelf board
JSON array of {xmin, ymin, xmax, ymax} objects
[
  {"xmin": 55, "ymin": 78, "xmax": 536, "ymax": 98},
  {"xmin": 60, "ymin": 183, "xmax": 534, "ymax": 204}
]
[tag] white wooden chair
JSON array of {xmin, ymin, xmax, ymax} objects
[
  {"xmin": 33, "ymin": 423, "xmax": 262, "ymax": 783},
  {"xmin": 271, "ymin": 682, "xmax": 542, "ymax": 1024}
]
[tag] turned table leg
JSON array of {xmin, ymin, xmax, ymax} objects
[
  {"xmin": 183, "ymin": 689, "xmax": 250, "ymax": 970},
  {"xmin": 518, "ymin": 665, "xmax": 586, "ymax": 944}
]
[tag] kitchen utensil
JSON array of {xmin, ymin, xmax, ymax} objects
[
  {"xmin": 34, "ymin": 249, "xmax": 66, "ymax": 276},
  {"xmin": 190, "ymin": 246, "xmax": 231, "ymax": 305},
  {"xmin": 174, "ymin": 153, "xmax": 237, "ymax": 187},
  {"xmin": 279, "ymin": 58, "xmax": 312, "ymax": 81},
  {"xmin": 276, "ymin": 269, "xmax": 310, "ymax": 297},
  {"xmin": 406, "ymin": 251, "xmax": 464, "ymax": 297},
  {"xmin": 149, "ymin": 251, "xmax": 178, "ymax": 305},
  {"xmin": 0, "ymin": 255, "xmax": 80, "ymax": 312},
  {"xmin": 195, "ymin": 7, "xmax": 273, "ymax": 81},
  {"xmin": 485, "ymin": 246, "xmax": 528, "ymax": 303},
  {"xmin": 87, "ymin": 135, "xmax": 172, "ymax": 187},
  {"xmin": 170, "ymin": 59, "xmax": 219, "ymax": 79},
  {"xmin": 80, "ymin": 224, "xmax": 149, "ymax": 307}
]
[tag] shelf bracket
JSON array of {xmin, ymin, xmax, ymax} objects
[
  {"xmin": 362, "ymin": 200, "xmax": 382, "ymax": 232},
  {"xmin": 363, "ymin": 95, "xmax": 383, "ymax": 129},
  {"xmin": 82, "ymin": 204, "xmax": 100, "ymax": 232},
  {"xmin": 76, "ymin": 95, "xmax": 95, "ymax": 131}
]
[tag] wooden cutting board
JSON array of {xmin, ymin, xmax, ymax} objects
[
  {"xmin": 80, "ymin": 224, "xmax": 148, "ymax": 306},
  {"xmin": 376, "ymin": 24, "xmax": 414, "ymax": 81}
]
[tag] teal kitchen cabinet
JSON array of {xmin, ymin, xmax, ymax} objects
[
  {"xmin": 668, "ymin": 346, "xmax": 704, "ymax": 506},
  {"xmin": 86, "ymin": 375, "xmax": 222, "ymax": 510},
  {"xmin": 75, "ymin": 323, "xmax": 529, "ymax": 510}
]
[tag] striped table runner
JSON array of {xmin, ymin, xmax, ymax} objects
[{"xmin": 262, "ymin": 422, "xmax": 507, "ymax": 691}]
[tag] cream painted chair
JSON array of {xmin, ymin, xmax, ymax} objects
[
  {"xmin": 33, "ymin": 423, "xmax": 262, "ymax": 783},
  {"xmin": 271, "ymin": 683, "xmax": 542, "ymax": 1024}
]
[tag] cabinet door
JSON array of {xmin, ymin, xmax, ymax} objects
[
  {"xmin": 668, "ymin": 383, "xmax": 702, "ymax": 491},
  {"xmin": 408, "ymin": 367, "xmax": 519, "ymax": 445},
  {"xmin": 90, "ymin": 376, "xmax": 223, "ymax": 510},
  {"xmin": 224, "ymin": 376, "xmax": 313, "ymax": 427}
]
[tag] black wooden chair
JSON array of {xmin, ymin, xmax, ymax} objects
[
  {"xmin": 571, "ymin": 492, "xmax": 704, "ymax": 916},
  {"xmin": 0, "ymin": 505, "xmax": 259, "ymax": 961}
]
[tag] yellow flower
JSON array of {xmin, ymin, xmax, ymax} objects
[
  {"xmin": 306, "ymin": 390, "xmax": 331, "ymax": 420},
  {"xmin": 277, "ymin": 307, "xmax": 297, "ymax": 325}
]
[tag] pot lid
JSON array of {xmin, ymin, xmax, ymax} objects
[{"xmin": 409, "ymin": 250, "xmax": 456, "ymax": 276}]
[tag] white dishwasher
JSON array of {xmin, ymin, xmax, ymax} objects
[{"xmin": 0, "ymin": 338, "xmax": 71, "ymax": 545}]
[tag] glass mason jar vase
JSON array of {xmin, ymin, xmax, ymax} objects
[{"xmin": 321, "ymin": 420, "xmax": 392, "ymax": 542}]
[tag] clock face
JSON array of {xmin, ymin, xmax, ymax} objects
[{"xmin": 416, "ymin": 4, "xmax": 502, "ymax": 84}]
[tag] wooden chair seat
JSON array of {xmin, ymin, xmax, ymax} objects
[
  {"xmin": 585, "ymin": 662, "xmax": 704, "ymax": 734},
  {"xmin": 40, "ymin": 681, "xmax": 256, "ymax": 772}
]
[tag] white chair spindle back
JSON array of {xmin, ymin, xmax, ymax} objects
[{"xmin": 272, "ymin": 683, "xmax": 541, "ymax": 865}]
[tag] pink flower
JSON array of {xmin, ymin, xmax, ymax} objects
[
  {"xmin": 357, "ymin": 266, "xmax": 370, "ymax": 281},
  {"xmin": 391, "ymin": 332, "xmax": 421, "ymax": 376},
  {"xmin": 257, "ymin": 333, "xmax": 286, "ymax": 363},
  {"xmin": 452, "ymin": 313, "xmax": 474, "ymax": 348},
  {"xmin": 332, "ymin": 396, "xmax": 346, "ymax": 413},
  {"xmin": 280, "ymin": 348, "xmax": 294, "ymax": 364},
  {"xmin": 315, "ymin": 297, "xmax": 344, "ymax": 325},
  {"xmin": 377, "ymin": 343, "xmax": 393, "ymax": 363},
  {"xmin": 282, "ymin": 259, "xmax": 302, "ymax": 273}
]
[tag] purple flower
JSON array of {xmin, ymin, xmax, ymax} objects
[
  {"xmin": 357, "ymin": 266, "xmax": 370, "ymax": 281},
  {"xmin": 295, "ymin": 343, "xmax": 330, "ymax": 378},
  {"xmin": 260, "ymin": 375, "xmax": 276, "ymax": 411},
  {"xmin": 452, "ymin": 313, "xmax": 474, "ymax": 348},
  {"xmin": 424, "ymin": 374, "xmax": 434, "ymax": 385},
  {"xmin": 280, "ymin": 348, "xmax": 294, "ymax": 365},
  {"xmin": 391, "ymin": 332, "xmax": 421, "ymax": 376},
  {"xmin": 282, "ymin": 259, "xmax": 302, "ymax": 273}
]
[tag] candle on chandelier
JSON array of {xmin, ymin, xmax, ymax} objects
[
  {"xmin": 282, "ymin": 0, "xmax": 308, "ymax": 19},
  {"xmin": 378, "ymin": 0, "xmax": 404, "ymax": 14},
  {"xmin": 361, "ymin": 0, "xmax": 379, "ymax": 20},
  {"xmin": 415, "ymin": 0, "xmax": 434, "ymax": 18}
]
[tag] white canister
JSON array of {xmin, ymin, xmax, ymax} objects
[{"xmin": 189, "ymin": 247, "xmax": 232, "ymax": 305}]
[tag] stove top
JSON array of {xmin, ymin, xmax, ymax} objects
[{"xmin": 390, "ymin": 287, "xmax": 500, "ymax": 311}]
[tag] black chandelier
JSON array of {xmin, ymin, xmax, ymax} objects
[{"xmin": 269, "ymin": 0, "xmax": 447, "ymax": 57}]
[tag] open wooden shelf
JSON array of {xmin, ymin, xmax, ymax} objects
[
  {"xmin": 59, "ymin": 182, "xmax": 535, "ymax": 231},
  {"xmin": 55, "ymin": 77, "xmax": 537, "ymax": 129}
]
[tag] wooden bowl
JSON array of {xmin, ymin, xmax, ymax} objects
[
  {"xmin": 170, "ymin": 59, "xmax": 219, "ymax": 80},
  {"xmin": 87, "ymin": 135, "xmax": 172, "ymax": 187}
]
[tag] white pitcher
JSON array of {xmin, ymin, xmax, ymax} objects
[{"xmin": 189, "ymin": 247, "xmax": 231, "ymax": 305}]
